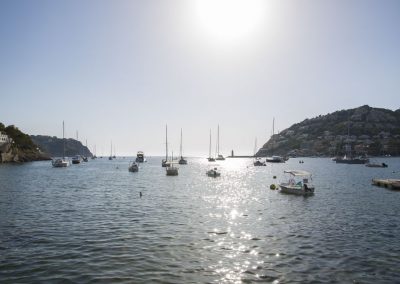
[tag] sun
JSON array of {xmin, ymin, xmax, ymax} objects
[{"xmin": 194, "ymin": 0, "xmax": 266, "ymax": 43}]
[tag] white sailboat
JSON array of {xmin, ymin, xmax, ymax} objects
[
  {"xmin": 215, "ymin": 125, "xmax": 225, "ymax": 160},
  {"xmin": 52, "ymin": 121, "xmax": 69, "ymax": 167},
  {"xmin": 178, "ymin": 128, "xmax": 187, "ymax": 165},
  {"xmin": 162, "ymin": 125, "xmax": 168, "ymax": 167},
  {"xmin": 266, "ymin": 117, "xmax": 285, "ymax": 163},
  {"xmin": 253, "ymin": 137, "xmax": 266, "ymax": 166},
  {"xmin": 208, "ymin": 129, "xmax": 215, "ymax": 162}
]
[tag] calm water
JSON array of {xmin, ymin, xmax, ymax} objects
[{"xmin": 0, "ymin": 157, "xmax": 399, "ymax": 283}]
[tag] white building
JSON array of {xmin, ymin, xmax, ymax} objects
[{"xmin": 0, "ymin": 131, "xmax": 11, "ymax": 145}]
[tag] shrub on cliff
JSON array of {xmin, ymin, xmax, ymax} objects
[{"xmin": 4, "ymin": 125, "xmax": 37, "ymax": 150}]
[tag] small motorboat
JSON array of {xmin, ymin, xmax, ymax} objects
[
  {"xmin": 52, "ymin": 158, "xmax": 69, "ymax": 167},
  {"xmin": 82, "ymin": 156, "xmax": 88, "ymax": 162},
  {"xmin": 136, "ymin": 151, "xmax": 146, "ymax": 163},
  {"xmin": 254, "ymin": 158, "xmax": 266, "ymax": 166},
  {"xmin": 128, "ymin": 161, "xmax": 139, "ymax": 172},
  {"xmin": 279, "ymin": 170, "xmax": 314, "ymax": 196},
  {"xmin": 207, "ymin": 167, "xmax": 220, "ymax": 177},
  {"xmin": 266, "ymin": 155, "xmax": 285, "ymax": 163},
  {"xmin": 366, "ymin": 162, "xmax": 388, "ymax": 168},
  {"xmin": 72, "ymin": 155, "xmax": 81, "ymax": 164}
]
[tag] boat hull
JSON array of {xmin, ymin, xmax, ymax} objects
[
  {"xmin": 336, "ymin": 159, "xmax": 368, "ymax": 164},
  {"xmin": 178, "ymin": 158, "xmax": 187, "ymax": 165},
  {"xmin": 166, "ymin": 168, "xmax": 178, "ymax": 176},
  {"xmin": 279, "ymin": 184, "xmax": 314, "ymax": 196},
  {"xmin": 52, "ymin": 159, "xmax": 69, "ymax": 167}
]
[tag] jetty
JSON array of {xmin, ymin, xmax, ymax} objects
[{"xmin": 371, "ymin": 179, "xmax": 400, "ymax": 190}]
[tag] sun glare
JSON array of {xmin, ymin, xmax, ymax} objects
[{"xmin": 194, "ymin": 0, "xmax": 266, "ymax": 43}]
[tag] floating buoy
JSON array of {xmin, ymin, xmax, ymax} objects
[
  {"xmin": 270, "ymin": 184, "xmax": 276, "ymax": 190},
  {"xmin": 273, "ymin": 176, "xmax": 277, "ymax": 179}
]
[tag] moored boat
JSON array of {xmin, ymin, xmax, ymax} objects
[
  {"xmin": 178, "ymin": 128, "xmax": 187, "ymax": 165},
  {"xmin": 366, "ymin": 162, "xmax": 388, "ymax": 168},
  {"xmin": 207, "ymin": 129, "xmax": 216, "ymax": 162},
  {"xmin": 336, "ymin": 155, "xmax": 369, "ymax": 164},
  {"xmin": 253, "ymin": 158, "xmax": 266, "ymax": 166},
  {"xmin": 266, "ymin": 155, "xmax": 285, "ymax": 163},
  {"xmin": 206, "ymin": 167, "xmax": 220, "ymax": 177},
  {"xmin": 166, "ymin": 162, "xmax": 178, "ymax": 176},
  {"xmin": 215, "ymin": 125, "xmax": 225, "ymax": 160},
  {"xmin": 279, "ymin": 170, "xmax": 315, "ymax": 196},
  {"xmin": 128, "ymin": 161, "xmax": 139, "ymax": 172},
  {"xmin": 52, "ymin": 121, "xmax": 69, "ymax": 168},
  {"xmin": 136, "ymin": 151, "xmax": 146, "ymax": 163},
  {"xmin": 72, "ymin": 155, "xmax": 81, "ymax": 164}
]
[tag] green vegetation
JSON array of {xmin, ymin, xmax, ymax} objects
[{"xmin": 4, "ymin": 125, "xmax": 37, "ymax": 150}]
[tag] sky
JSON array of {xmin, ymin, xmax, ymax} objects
[{"xmin": 0, "ymin": 0, "xmax": 399, "ymax": 156}]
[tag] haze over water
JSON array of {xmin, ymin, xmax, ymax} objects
[{"xmin": 1, "ymin": 157, "xmax": 399, "ymax": 283}]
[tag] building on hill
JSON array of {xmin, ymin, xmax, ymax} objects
[{"xmin": 0, "ymin": 131, "xmax": 12, "ymax": 146}]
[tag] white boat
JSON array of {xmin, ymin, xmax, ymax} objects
[
  {"xmin": 178, "ymin": 128, "xmax": 187, "ymax": 165},
  {"xmin": 279, "ymin": 170, "xmax": 314, "ymax": 196},
  {"xmin": 208, "ymin": 129, "xmax": 216, "ymax": 162},
  {"xmin": 254, "ymin": 158, "xmax": 266, "ymax": 166},
  {"xmin": 206, "ymin": 167, "xmax": 220, "ymax": 177},
  {"xmin": 266, "ymin": 155, "xmax": 285, "ymax": 163},
  {"xmin": 52, "ymin": 121, "xmax": 69, "ymax": 167},
  {"xmin": 215, "ymin": 125, "xmax": 225, "ymax": 160},
  {"xmin": 128, "ymin": 161, "xmax": 139, "ymax": 172},
  {"xmin": 253, "ymin": 138, "xmax": 266, "ymax": 166},
  {"xmin": 52, "ymin": 158, "xmax": 69, "ymax": 167},
  {"xmin": 266, "ymin": 118, "xmax": 286, "ymax": 163},
  {"xmin": 136, "ymin": 151, "xmax": 146, "ymax": 163}
]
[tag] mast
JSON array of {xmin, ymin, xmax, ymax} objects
[
  {"xmin": 254, "ymin": 137, "xmax": 257, "ymax": 156},
  {"xmin": 209, "ymin": 129, "xmax": 212, "ymax": 158},
  {"xmin": 62, "ymin": 121, "xmax": 65, "ymax": 159},
  {"xmin": 165, "ymin": 125, "xmax": 168, "ymax": 161},
  {"xmin": 110, "ymin": 140, "xmax": 112, "ymax": 157},
  {"xmin": 217, "ymin": 125, "xmax": 220, "ymax": 156},
  {"xmin": 180, "ymin": 128, "xmax": 183, "ymax": 159}
]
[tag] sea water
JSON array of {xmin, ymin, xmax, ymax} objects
[{"xmin": 0, "ymin": 157, "xmax": 399, "ymax": 283}]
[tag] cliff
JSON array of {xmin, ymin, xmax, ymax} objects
[
  {"xmin": 31, "ymin": 135, "xmax": 93, "ymax": 158},
  {"xmin": 0, "ymin": 123, "xmax": 51, "ymax": 163},
  {"xmin": 257, "ymin": 105, "xmax": 400, "ymax": 157}
]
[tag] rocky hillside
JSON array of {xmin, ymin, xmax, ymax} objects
[
  {"xmin": 257, "ymin": 105, "xmax": 400, "ymax": 157},
  {"xmin": 31, "ymin": 135, "xmax": 93, "ymax": 158},
  {"xmin": 0, "ymin": 123, "xmax": 51, "ymax": 163}
]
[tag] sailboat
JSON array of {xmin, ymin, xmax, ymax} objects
[
  {"xmin": 208, "ymin": 129, "xmax": 216, "ymax": 162},
  {"xmin": 52, "ymin": 121, "xmax": 69, "ymax": 167},
  {"xmin": 253, "ymin": 137, "xmax": 266, "ymax": 166},
  {"xmin": 82, "ymin": 139, "xmax": 89, "ymax": 162},
  {"xmin": 178, "ymin": 128, "xmax": 187, "ymax": 165},
  {"xmin": 266, "ymin": 117, "xmax": 285, "ymax": 163},
  {"xmin": 108, "ymin": 141, "xmax": 113, "ymax": 160},
  {"xmin": 162, "ymin": 125, "xmax": 169, "ymax": 167},
  {"xmin": 215, "ymin": 125, "xmax": 225, "ymax": 160},
  {"xmin": 336, "ymin": 121, "xmax": 369, "ymax": 164},
  {"xmin": 166, "ymin": 151, "xmax": 179, "ymax": 176}
]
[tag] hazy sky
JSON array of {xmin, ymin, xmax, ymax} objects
[{"xmin": 1, "ymin": 0, "xmax": 399, "ymax": 156}]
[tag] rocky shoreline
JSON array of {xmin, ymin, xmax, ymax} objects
[{"xmin": 0, "ymin": 142, "xmax": 51, "ymax": 163}]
